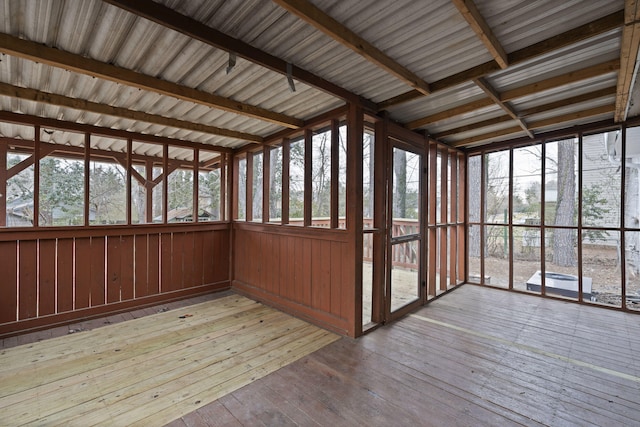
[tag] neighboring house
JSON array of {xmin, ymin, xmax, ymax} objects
[{"xmin": 5, "ymin": 198, "xmax": 96, "ymax": 226}]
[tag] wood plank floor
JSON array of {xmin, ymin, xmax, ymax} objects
[
  {"xmin": 0, "ymin": 294, "xmax": 339, "ymax": 426},
  {"xmin": 170, "ymin": 285, "xmax": 640, "ymax": 427}
]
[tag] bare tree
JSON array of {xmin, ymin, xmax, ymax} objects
[{"xmin": 552, "ymin": 139, "xmax": 577, "ymax": 267}]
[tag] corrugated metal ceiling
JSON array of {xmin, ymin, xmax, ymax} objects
[{"xmin": 0, "ymin": 0, "xmax": 631, "ymax": 155}]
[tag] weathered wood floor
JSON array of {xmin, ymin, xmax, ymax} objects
[
  {"xmin": 171, "ymin": 285, "xmax": 640, "ymax": 427},
  {"xmin": 3, "ymin": 285, "xmax": 640, "ymax": 426},
  {"xmin": 0, "ymin": 293, "xmax": 338, "ymax": 426}
]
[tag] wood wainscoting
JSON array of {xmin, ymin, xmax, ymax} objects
[
  {"xmin": 232, "ymin": 222, "xmax": 356, "ymax": 337},
  {"xmin": 0, "ymin": 222, "xmax": 231, "ymax": 338}
]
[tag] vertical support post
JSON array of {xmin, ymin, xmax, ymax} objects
[
  {"xmin": 126, "ymin": 138, "xmax": 132, "ymax": 225},
  {"xmin": 331, "ymin": 119, "xmax": 339, "ymax": 229},
  {"xmin": 263, "ymin": 147, "xmax": 270, "ymax": 222},
  {"xmin": 221, "ymin": 153, "xmax": 228, "ymax": 222},
  {"xmin": 304, "ymin": 129, "xmax": 312, "ymax": 227},
  {"xmin": 428, "ymin": 142, "xmax": 437, "ymax": 297},
  {"xmin": 246, "ymin": 152, "xmax": 253, "ymax": 222},
  {"xmin": 373, "ymin": 118, "xmax": 387, "ymax": 324},
  {"xmin": 347, "ymin": 103, "xmax": 364, "ymax": 337},
  {"xmin": 0, "ymin": 144, "xmax": 6, "ymax": 227},
  {"xmin": 84, "ymin": 133, "xmax": 90, "ymax": 226},
  {"xmin": 449, "ymin": 151, "xmax": 457, "ymax": 288},
  {"xmin": 458, "ymin": 152, "xmax": 466, "ymax": 283},
  {"xmin": 145, "ymin": 160, "xmax": 153, "ymax": 223},
  {"xmin": 231, "ymin": 154, "xmax": 239, "ymax": 221},
  {"xmin": 440, "ymin": 149, "xmax": 448, "ymax": 292},
  {"xmin": 282, "ymin": 139, "xmax": 290, "ymax": 224},
  {"xmin": 163, "ymin": 144, "xmax": 168, "ymax": 224},
  {"xmin": 33, "ymin": 126, "xmax": 40, "ymax": 227},
  {"xmin": 193, "ymin": 149, "xmax": 199, "ymax": 223}
]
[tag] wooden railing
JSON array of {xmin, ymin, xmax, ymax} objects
[{"xmin": 0, "ymin": 223, "xmax": 230, "ymax": 337}]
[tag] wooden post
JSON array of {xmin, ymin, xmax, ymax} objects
[
  {"xmin": 126, "ymin": 139, "xmax": 132, "ymax": 225},
  {"xmin": 282, "ymin": 139, "xmax": 290, "ymax": 225},
  {"xmin": 162, "ymin": 144, "xmax": 168, "ymax": 224},
  {"xmin": 246, "ymin": 152, "xmax": 253, "ymax": 222},
  {"xmin": 263, "ymin": 147, "xmax": 270, "ymax": 222},
  {"xmin": 145, "ymin": 161, "xmax": 153, "ymax": 223},
  {"xmin": 33, "ymin": 126, "xmax": 40, "ymax": 228},
  {"xmin": 0, "ymin": 144, "xmax": 6, "ymax": 227},
  {"xmin": 193, "ymin": 149, "xmax": 199, "ymax": 223},
  {"xmin": 347, "ymin": 104, "xmax": 364, "ymax": 337},
  {"xmin": 331, "ymin": 120, "xmax": 339, "ymax": 229},
  {"xmin": 304, "ymin": 129, "xmax": 312, "ymax": 227}
]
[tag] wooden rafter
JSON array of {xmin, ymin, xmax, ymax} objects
[
  {"xmin": 432, "ymin": 86, "xmax": 617, "ymax": 139},
  {"xmin": 407, "ymin": 59, "xmax": 620, "ymax": 130},
  {"xmin": 379, "ymin": 11, "xmax": 624, "ymax": 110},
  {"xmin": 451, "ymin": 0, "xmax": 508, "ymax": 69},
  {"xmin": 0, "ymin": 111, "xmax": 233, "ymax": 154},
  {"xmin": 272, "ymin": 0, "xmax": 431, "ymax": 95},
  {"xmin": 451, "ymin": 104, "xmax": 615, "ymax": 147},
  {"xmin": 0, "ymin": 33, "xmax": 303, "ymax": 129},
  {"xmin": 0, "ymin": 82, "xmax": 264, "ymax": 144},
  {"xmin": 103, "ymin": 0, "xmax": 374, "ymax": 111},
  {"xmin": 501, "ymin": 59, "xmax": 620, "ymax": 101},
  {"xmin": 473, "ymin": 77, "xmax": 532, "ymax": 137},
  {"xmin": 615, "ymin": 0, "xmax": 640, "ymax": 122}
]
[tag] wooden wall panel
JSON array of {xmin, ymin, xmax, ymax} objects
[
  {"xmin": 18, "ymin": 240, "xmax": 38, "ymax": 320},
  {"xmin": 312, "ymin": 240, "xmax": 332, "ymax": 313},
  {"xmin": 160, "ymin": 233, "xmax": 172, "ymax": 293},
  {"xmin": 232, "ymin": 224, "xmax": 351, "ymax": 335},
  {"xmin": 330, "ymin": 240, "xmax": 343, "ymax": 317},
  {"xmin": 202, "ymin": 230, "xmax": 215, "ymax": 284},
  {"xmin": 215, "ymin": 230, "xmax": 230, "ymax": 284},
  {"xmin": 120, "ymin": 235, "xmax": 134, "ymax": 300},
  {"xmin": 38, "ymin": 239, "xmax": 56, "ymax": 316},
  {"xmin": 0, "ymin": 224, "xmax": 230, "ymax": 338},
  {"xmin": 171, "ymin": 232, "xmax": 184, "ymax": 291},
  {"xmin": 91, "ymin": 236, "xmax": 107, "ymax": 306},
  {"xmin": 182, "ymin": 232, "xmax": 195, "ymax": 288},
  {"xmin": 147, "ymin": 234, "xmax": 160, "ymax": 296},
  {"xmin": 278, "ymin": 235, "xmax": 288, "ymax": 297},
  {"xmin": 134, "ymin": 234, "xmax": 148, "ymax": 298},
  {"xmin": 106, "ymin": 236, "xmax": 121, "ymax": 304},
  {"xmin": 0, "ymin": 241, "xmax": 17, "ymax": 324},
  {"xmin": 193, "ymin": 231, "xmax": 204, "ymax": 286},
  {"xmin": 57, "ymin": 239, "xmax": 74, "ymax": 313}
]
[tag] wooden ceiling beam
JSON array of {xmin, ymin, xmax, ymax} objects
[
  {"xmin": 0, "ymin": 32, "xmax": 303, "ymax": 129},
  {"xmin": 451, "ymin": 0, "xmax": 508, "ymax": 69},
  {"xmin": 103, "ymin": 0, "xmax": 375, "ymax": 111},
  {"xmin": 405, "ymin": 98, "xmax": 495, "ymax": 129},
  {"xmin": 519, "ymin": 86, "xmax": 617, "ymax": 116},
  {"xmin": 501, "ymin": 59, "xmax": 620, "ymax": 101},
  {"xmin": 407, "ymin": 59, "xmax": 621, "ymax": 130},
  {"xmin": 0, "ymin": 82, "xmax": 264, "ymax": 144},
  {"xmin": 615, "ymin": 0, "xmax": 640, "ymax": 122},
  {"xmin": 0, "ymin": 111, "xmax": 233, "ymax": 154},
  {"xmin": 433, "ymin": 86, "xmax": 617, "ymax": 139},
  {"xmin": 379, "ymin": 10, "xmax": 624, "ymax": 109},
  {"xmin": 452, "ymin": 104, "xmax": 615, "ymax": 147},
  {"xmin": 432, "ymin": 115, "xmax": 514, "ymax": 139},
  {"xmin": 272, "ymin": 0, "xmax": 431, "ymax": 96},
  {"xmin": 473, "ymin": 77, "xmax": 532, "ymax": 137}
]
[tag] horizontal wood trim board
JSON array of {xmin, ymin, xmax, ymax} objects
[
  {"xmin": 233, "ymin": 222, "xmax": 350, "ymax": 242},
  {"xmin": 0, "ymin": 283, "xmax": 230, "ymax": 339},
  {"xmin": 0, "ymin": 223, "xmax": 231, "ymax": 241}
]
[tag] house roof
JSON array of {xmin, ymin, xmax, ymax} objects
[{"xmin": 0, "ymin": 0, "xmax": 634, "ymax": 154}]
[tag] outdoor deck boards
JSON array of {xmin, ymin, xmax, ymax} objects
[
  {"xmin": 174, "ymin": 285, "xmax": 640, "ymax": 427},
  {"xmin": 0, "ymin": 294, "xmax": 338, "ymax": 426},
  {"xmin": 2, "ymin": 285, "xmax": 640, "ymax": 426}
]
